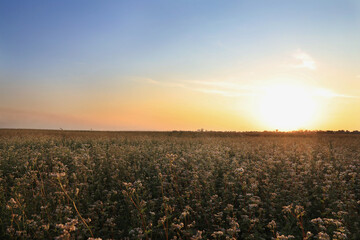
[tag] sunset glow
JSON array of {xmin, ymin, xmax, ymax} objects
[
  {"xmin": 1, "ymin": 2, "xmax": 360, "ymax": 236},
  {"xmin": 1, "ymin": 0, "xmax": 360, "ymax": 131},
  {"xmin": 258, "ymin": 84, "xmax": 318, "ymax": 131}
]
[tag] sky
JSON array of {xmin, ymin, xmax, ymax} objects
[{"xmin": 1, "ymin": 0, "xmax": 360, "ymax": 131}]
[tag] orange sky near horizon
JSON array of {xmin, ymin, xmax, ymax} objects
[{"xmin": 1, "ymin": 1, "xmax": 360, "ymax": 131}]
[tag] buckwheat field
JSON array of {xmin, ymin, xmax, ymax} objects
[{"xmin": 0, "ymin": 130, "xmax": 359, "ymax": 240}]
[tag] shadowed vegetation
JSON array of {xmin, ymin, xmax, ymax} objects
[{"xmin": 0, "ymin": 130, "xmax": 359, "ymax": 239}]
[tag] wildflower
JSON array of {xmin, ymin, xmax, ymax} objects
[
  {"xmin": 267, "ymin": 220, "xmax": 276, "ymax": 230},
  {"xmin": 191, "ymin": 230, "xmax": 203, "ymax": 240},
  {"xmin": 249, "ymin": 203, "xmax": 258, "ymax": 209},
  {"xmin": 224, "ymin": 204, "xmax": 234, "ymax": 211},
  {"xmin": 9, "ymin": 198, "xmax": 17, "ymax": 205},
  {"xmin": 211, "ymin": 231, "xmax": 224, "ymax": 237},
  {"xmin": 333, "ymin": 231, "xmax": 347, "ymax": 239},
  {"xmin": 317, "ymin": 232, "xmax": 330, "ymax": 240},
  {"xmin": 42, "ymin": 224, "xmax": 50, "ymax": 230},
  {"xmin": 49, "ymin": 172, "xmax": 66, "ymax": 178},
  {"xmin": 282, "ymin": 204, "xmax": 293, "ymax": 214},
  {"xmin": 311, "ymin": 217, "xmax": 324, "ymax": 225},
  {"xmin": 276, "ymin": 232, "xmax": 295, "ymax": 239},
  {"xmin": 294, "ymin": 205, "xmax": 305, "ymax": 217},
  {"xmin": 235, "ymin": 167, "xmax": 244, "ymax": 174},
  {"xmin": 171, "ymin": 222, "xmax": 184, "ymax": 230}
]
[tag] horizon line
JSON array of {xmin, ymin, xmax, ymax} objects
[{"xmin": 1, "ymin": 128, "xmax": 359, "ymax": 133}]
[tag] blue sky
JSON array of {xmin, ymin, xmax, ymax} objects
[{"xmin": 1, "ymin": 0, "xmax": 360, "ymax": 130}]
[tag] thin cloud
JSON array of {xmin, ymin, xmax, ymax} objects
[
  {"xmin": 192, "ymin": 88, "xmax": 255, "ymax": 97},
  {"xmin": 145, "ymin": 78, "xmax": 358, "ymax": 100},
  {"xmin": 146, "ymin": 78, "xmax": 256, "ymax": 97},
  {"xmin": 313, "ymin": 89, "xmax": 358, "ymax": 99},
  {"xmin": 144, "ymin": 78, "xmax": 161, "ymax": 84},
  {"xmin": 291, "ymin": 49, "xmax": 317, "ymax": 70},
  {"xmin": 145, "ymin": 78, "xmax": 185, "ymax": 88},
  {"xmin": 186, "ymin": 80, "xmax": 253, "ymax": 91},
  {"xmin": 193, "ymin": 88, "xmax": 235, "ymax": 96}
]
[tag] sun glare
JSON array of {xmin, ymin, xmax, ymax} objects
[{"xmin": 258, "ymin": 84, "xmax": 318, "ymax": 131}]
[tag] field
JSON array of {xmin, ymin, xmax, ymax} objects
[{"xmin": 0, "ymin": 130, "xmax": 359, "ymax": 239}]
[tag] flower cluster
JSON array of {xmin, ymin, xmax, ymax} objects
[{"xmin": 0, "ymin": 130, "xmax": 359, "ymax": 239}]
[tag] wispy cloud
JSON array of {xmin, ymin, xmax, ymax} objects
[
  {"xmin": 146, "ymin": 79, "xmax": 256, "ymax": 97},
  {"xmin": 291, "ymin": 49, "xmax": 317, "ymax": 70},
  {"xmin": 144, "ymin": 78, "xmax": 185, "ymax": 88},
  {"xmin": 190, "ymin": 88, "xmax": 255, "ymax": 97},
  {"xmin": 186, "ymin": 80, "xmax": 252, "ymax": 91},
  {"xmin": 313, "ymin": 89, "xmax": 358, "ymax": 99},
  {"xmin": 356, "ymin": 75, "xmax": 360, "ymax": 79},
  {"xmin": 145, "ymin": 78, "xmax": 356, "ymax": 99}
]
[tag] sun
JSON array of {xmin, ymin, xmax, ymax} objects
[{"xmin": 258, "ymin": 84, "xmax": 318, "ymax": 131}]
